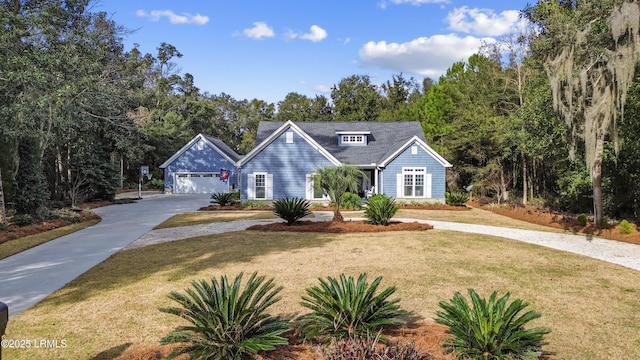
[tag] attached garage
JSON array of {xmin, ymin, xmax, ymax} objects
[
  {"xmin": 174, "ymin": 172, "xmax": 231, "ymax": 194},
  {"xmin": 160, "ymin": 134, "xmax": 240, "ymax": 194}
]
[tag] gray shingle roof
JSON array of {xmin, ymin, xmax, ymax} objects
[
  {"xmin": 203, "ymin": 135, "xmax": 242, "ymax": 162},
  {"xmin": 256, "ymin": 121, "xmax": 427, "ymax": 165}
]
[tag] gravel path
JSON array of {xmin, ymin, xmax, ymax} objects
[{"xmin": 124, "ymin": 212, "xmax": 640, "ymax": 272}]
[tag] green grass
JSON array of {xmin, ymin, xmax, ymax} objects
[
  {"xmin": 0, "ymin": 219, "xmax": 100, "ymax": 260},
  {"xmin": 5, "ymin": 229, "xmax": 640, "ymax": 360}
]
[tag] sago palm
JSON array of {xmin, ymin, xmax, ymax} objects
[
  {"xmin": 435, "ymin": 289, "xmax": 550, "ymax": 360},
  {"xmin": 299, "ymin": 273, "xmax": 407, "ymax": 341},
  {"xmin": 159, "ymin": 272, "xmax": 291, "ymax": 360}
]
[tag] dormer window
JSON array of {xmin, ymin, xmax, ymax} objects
[
  {"xmin": 337, "ymin": 131, "xmax": 370, "ymax": 146},
  {"xmin": 342, "ymin": 135, "xmax": 364, "ymax": 144}
]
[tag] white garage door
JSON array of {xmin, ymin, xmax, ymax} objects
[{"xmin": 174, "ymin": 173, "xmax": 229, "ymax": 194}]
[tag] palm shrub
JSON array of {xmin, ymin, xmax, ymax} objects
[
  {"xmin": 159, "ymin": 272, "xmax": 291, "ymax": 360},
  {"xmin": 211, "ymin": 192, "xmax": 236, "ymax": 206},
  {"xmin": 273, "ymin": 197, "xmax": 311, "ymax": 225},
  {"xmin": 299, "ymin": 273, "xmax": 408, "ymax": 341},
  {"xmin": 435, "ymin": 289, "xmax": 550, "ymax": 360},
  {"xmin": 445, "ymin": 192, "xmax": 470, "ymax": 206},
  {"xmin": 364, "ymin": 194, "xmax": 398, "ymax": 225},
  {"xmin": 314, "ymin": 165, "xmax": 367, "ymax": 221}
]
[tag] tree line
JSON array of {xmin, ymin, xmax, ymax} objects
[{"xmin": 2, "ymin": 0, "xmax": 640, "ymax": 224}]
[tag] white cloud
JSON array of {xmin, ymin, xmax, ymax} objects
[
  {"xmin": 301, "ymin": 25, "xmax": 327, "ymax": 42},
  {"xmin": 242, "ymin": 22, "xmax": 275, "ymax": 39},
  {"xmin": 378, "ymin": 0, "xmax": 449, "ymax": 9},
  {"xmin": 287, "ymin": 25, "xmax": 328, "ymax": 42},
  {"xmin": 136, "ymin": 9, "xmax": 209, "ymax": 25},
  {"xmin": 446, "ymin": 6, "xmax": 521, "ymax": 37},
  {"xmin": 358, "ymin": 34, "xmax": 494, "ymax": 78}
]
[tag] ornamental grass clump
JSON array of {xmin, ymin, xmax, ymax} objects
[
  {"xmin": 323, "ymin": 334, "xmax": 429, "ymax": 360},
  {"xmin": 435, "ymin": 289, "xmax": 550, "ymax": 360},
  {"xmin": 159, "ymin": 272, "xmax": 291, "ymax": 360},
  {"xmin": 364, "ymin": 194, "xmax": 398, "ymax": 225},
  {"xmin": 273, "ymin": 197, "xmax": 311, "ymax": 225},
  {"xmin": 299, "ymin": 273, "xmax": 408, "ymax": 342}
]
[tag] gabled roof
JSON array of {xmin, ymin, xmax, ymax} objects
[
  {"xmin": 159, "ymin": 133, "xmax": 241, "ymax": 168},
  {"xmin": 238, "ymin": 121, "xmax": 341, "ymax": 167},
  {"xmin": 255, "ymin": 121, "xmax": 436, "ymax": 166},
  {"xmin": 379, "ymin": 136, "xmax": 453, "ymax": 168}
]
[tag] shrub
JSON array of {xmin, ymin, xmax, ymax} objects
[
  {"xmin": 12, "ymin": 214, "xmax": 35, "ymax": 227},
  {"xmin": 576, "ymin": 213, "xmax": 589, "ymax": 226},
  {"xmin": 340, "ymin": 192, "xmax": 362, "ymax": 210},
  {"xmin": 0, "ymin": 222, "xmax": 7, "ymax": 231},
  {"xmin": 145, "ymin": 178, "xmax": 164, "ymax": 190},
  {"xmin": 323, "ymin": 334, "xmax": 429, "ymax": 360},
  {"xmin": 159, "ymin": 272, "xmax": 291, "ymax": 360},
  {"xmin": 597, "ymin": 216, "xmax": 610, "ymax": 229},
  {"xmin": 435, "ymin": 289, "xmax": 550, "ymax": 360},
  {"xmin": 242, "ymin": 200, "xmax": 269, "ymax": 208},
  {"xmin": 619, "ymin": 219, "xmax": 635, "ymax": 235},
  {"xmin": 445, "ymin": 192, "xmax": 470, "ymax": 206},
  {"xmin": 211, "ymin": 192, "xmax": 236, "ymax": 206},
  {"xmin": 299, "ymin": 273, "xmax": 407, "ymax": 341},
  {"xmin": 273, "ymin": 197, "xmax": 311, "ymax": 225},
  {"xmin": 364, "ymin": 194, "xmax": 398, "ymax": 226}
]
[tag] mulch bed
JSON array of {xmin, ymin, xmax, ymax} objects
[
  {"xmin": 247, "ymin": 220, "xmax": 434, "ymax": 233},
  {"xmin": 471, "ymin": 200, "xmax": 640, "ymax": 245},
  {"xmin": 0, "ymin": 213, "xmax": 100, "ymax": 245}
]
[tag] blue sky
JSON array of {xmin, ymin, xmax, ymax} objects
[{"xmin": 96, "ymin": 0, "xmax": 531, "ymax": 104}]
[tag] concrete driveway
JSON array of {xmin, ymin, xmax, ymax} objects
[{"xmin": 0, "ymin": 194, "xmax": 211, "ymax": 318}]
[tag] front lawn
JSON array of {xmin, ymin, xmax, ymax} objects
[{"xmin": 4, "ymin": 229, "xmax": 639, "ymax": 359}]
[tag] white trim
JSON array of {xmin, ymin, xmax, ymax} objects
[
  {"xmin": 306, "ymin": 173, "xmax": 328, "ymax": 200},
  {"xmin": 160, "ymin": 133, "xmax": 238, "ymax": 168},
  {"xmin": 238, "ymin": 121, "xmax": 341, "ymax": 167},
  {"xmin": 400, "ymin": 167, "xmax": 428, "ymax": 198},
  {"xmin": 253, "ymin": 172, "xmax": 268, "ymax": 200},
  {"xmin": 379, "ymin": 136, "xmax": 452, "ymax": 168}
]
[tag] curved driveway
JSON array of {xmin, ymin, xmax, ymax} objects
[
  {"xmin": 0, "ymin": 194, "xmax": 211, "ymax": 318},
  {"xmin": 2, "ymin": 200, "xmax": 639, "ymax": 318}
]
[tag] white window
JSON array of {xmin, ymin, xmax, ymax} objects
[
  {"xmin": 411, "ymin": 145, "xmax": 418, "ymax": 155},
  {"xmin": 196, "ymin": 140, "xmax": 205, "ymax": 151},
  {"xmin": 248, "ymin": 172, "xmax": 273, "ymax": 200},
  {"xmin": 397, "ymin": 167, "xmax": 431, "ymax": 198},
  {"xmin": 286, "ymin": 131, "xmax": 294, "ymax": 144},
  {"xmin": 341, "ymin": 135, "xmax": 364, "ymax": 144},
  {"xmin": 306, "ymin": 174, "xmax": 327, "ymax": 200},
  {"xmin": 255, "ymin": 173, "xmax": 266, "ymax": 199}
]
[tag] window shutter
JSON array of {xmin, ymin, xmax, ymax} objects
[
  {"xmin": 305, "ymin": 174, "xmax": 312, "ymax": 199},
  {"xmin": 267, "ymin": 173, "xmax": 274, "ymax": 200},
  {"xmin": 247, "ymin": 173, "xmax": 255, "ymax": 200},
  {"xmin": 396, "ymin": 173, "xmax": 403, "ymax": 197},
  {"xmin": 426, "ymin": 174, "xmax": 432, "ymax": 198}
]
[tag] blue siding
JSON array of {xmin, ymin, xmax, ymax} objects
[
  {"xmin": 381, "ymin": 142, "xmax": 447, "ymax": 200},
  {"xmin": 164, "ymin": 142, "xmax": 237, "ymax": 190},
  {"xmin": 241, "ymin": 127, "xmax": 334, "ymax": 199}
]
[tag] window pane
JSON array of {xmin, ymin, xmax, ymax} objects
[
  {"xmin": 255, "ymin": 174, "xmax": 266, "ymax": 199},
  {"xmin": 314, "ymin": 182, "xmax": 324, "ymax": 199}
]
